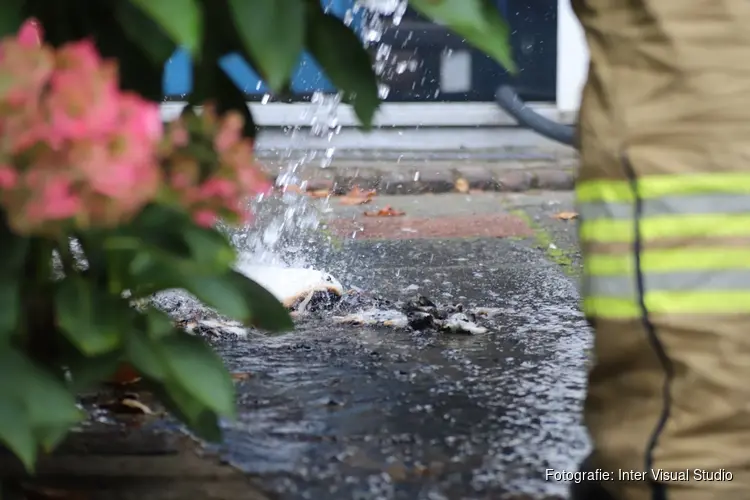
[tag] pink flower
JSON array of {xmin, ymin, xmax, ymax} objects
[
  {"xmin": 55, "ymin": 39, "xmax": 102, "ymax": 74},
  {"xmin": 17, "ymin": 19, "xmax": 42, "ymax": 48},
  {"xmin": 213, "ymin": 111, "xmax": 243, "ymax": 153},
  {"xmin": 0, "ymin": 165, "xmax": 18, "ymax": 189},
  {"xmin": 46, "ymin": 64, "xmax": 119, "ymax": 143},
  {"xmin": 118, "ymin": 92, "xmax": 163, "ymax": 143},
  {"xmin": 0, "ymin": 37, "xmax": 54, "ymax": 110},
  {"xmin": 193, "ymin": 209, "xmax": 217, "ymax": 227},
  {"xmin": 197, "ymin": 178, "xmax": 237, "ymax": 199},
  {"xmin": 26, "ymin": 175, "xmax": 81, "ymax": 222}
]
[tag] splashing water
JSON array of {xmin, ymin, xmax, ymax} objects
[{"xmin": 233, "ymin": 0, "xmax": 408, "ymax": 272}]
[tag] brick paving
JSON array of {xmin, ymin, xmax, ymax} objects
[{"xmin": 328, "ymin": 213, "xmax": 534, "ymax": 240}]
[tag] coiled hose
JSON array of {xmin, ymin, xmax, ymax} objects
[{"xmin": 494, "ymin": 85, "xmax": 577, "ymax": 149}]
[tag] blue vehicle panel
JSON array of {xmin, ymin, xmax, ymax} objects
[{"xmin": 162, "ymin": 0, "xmax": 358, "ymax": 98}]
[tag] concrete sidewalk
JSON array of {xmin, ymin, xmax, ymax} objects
[{"xmin": 3, "ymin": 191, "xmax": 586, "ymax": 500}]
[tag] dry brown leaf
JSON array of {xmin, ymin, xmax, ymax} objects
[
  {"xmin": 107, "ymin": 363, "xmax": 141, "ymax": 385},
  {"xmin": 308, "ymin": 189, "xmax": 331, "ymax": 198},
  {"xmin": 364, "ymin": 205, "xmax": 406, "ymax": 217},
  {"xmin": 280, "ymin": 184, "xmax": 304, "ymax": 195},
  {"xmin": 553, "ymin": 211, "xmax": 578, "ymax": 221},
  {"xmin": 338, "ymin": 186, "xmax": 376, "ymax": 205},
  {"xmin": 100, "ymin": 397, "xmax": 153, "ymax": 415},
  {"xmin": 454, "ymin": 177, "xmax": 470, "ymax": 193},
  {"xmin": 339, "ymin": 196, "xmax": 372, "ymax": 206},
  {"xmin": 231, "ymin": 372, "xmax": 254, "ymax": 381}
]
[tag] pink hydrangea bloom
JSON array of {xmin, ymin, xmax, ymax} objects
[
  {"xmin": 17, "ymin": 18, "xmax": 42, "ymax": 48},
  {"xmin": 0, "ymin": 20, "xmax": 269, "ymax": 235},
  {"xmin": 161, "ymin": 105, "xmax": 271, "ymax": 228},
  {"xmin": 0, "ymin": 23, "xmax": 164, "ymax": 235}
]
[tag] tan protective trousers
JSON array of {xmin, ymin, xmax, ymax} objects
[{"xmin": 573, "ymin": 0, "xmax": 750, "ymax": 498}]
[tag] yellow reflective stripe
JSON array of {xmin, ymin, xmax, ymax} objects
[
  {"xmin": 584, "ymin": 291, "xmax": 750, "ymax": 319},
  {"xmin": 577, "ymin": 173, "xmax": 750, "ymax": 203},
  {"xmin": 583, "ymin": 297, "xmax": 639, "ymax": 319},
  {"xmin": 585, "ymin": 249, "xmax": 750, "ymax": 274},
  {"xmin": 577, "ymin": 181, "xmax": 633, "ymax": 204},
  {"xmin": 579, "ymin": 214, "xmax": 750, "ymax": 243}
]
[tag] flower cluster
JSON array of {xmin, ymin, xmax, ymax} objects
[
  {"xmin": 0, "ymin": 20, "xmax": 270, "ymax": 235},
  {"xmin": 0, "ymin": 20, "xmax": 163, "ymax": 235},
  {"xmin": 160, "ymin": 105, "xmax": 271, "ymax": 227}
]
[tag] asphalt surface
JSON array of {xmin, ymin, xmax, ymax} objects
[{"xmin": 206, "ymin": 191, "xmax": 591, "ymax": 500}]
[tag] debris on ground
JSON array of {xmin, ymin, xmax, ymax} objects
[
  {"xmin": 331, "ymin": 293, "xmax": 498, "ymax": 335},
  {"xmin": 99, "ymin": 396, "xmax": 154, "ymax": 415},
  {"xmin": 552, "ymin": 211, "xmax": 578, "ymax": 220},
  {"xmin": 308, "ymin": 189, "xmax": 331, "ymax": 198},
  {"xmin": 338, "ymin": 186, "xmax": 376, "ymax": 205},
  {"xmin": 278, "ymin": 184, "xmax": 305, "ymax": 195},
  {"xmin": 363, "ymin": 205, "xmax": 405, "ymax": 217},
  {"xmin": 107, "ymin": 363, "xmax": 141, "ymax": 385},
  {"xmin": 454, "ymin": 177, "xmax": 470, "ymax": 193}
]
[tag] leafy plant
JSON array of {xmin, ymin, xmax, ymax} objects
[{"xmin": 0, "ymin": 0, "xmax": 514, "ymax": 473}]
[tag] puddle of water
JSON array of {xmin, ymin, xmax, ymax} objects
[{"xmin": 203, "ymin": 240, "xmax": 591, "ymax": 500}]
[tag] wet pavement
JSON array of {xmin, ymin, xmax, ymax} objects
[{"xmin": 207, "ymin": 192, "xmax": 591, "ymax": 499}]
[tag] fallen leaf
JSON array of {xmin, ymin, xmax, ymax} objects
[
  {"xmin": 385, "ymin": 462, "xmax": 409, "ymax": 481},
  {"xmin": 364, "ymin": 205, "xmax": 406, "ymax": 217},
  {"xmin": 280, "ymin": 184, "xmax": 304, "ymax": 195},
  {"xmin": 338, "ymin": 186, "xmax": 376, "ymax": 205},
  {"xmin": 100, "ymin": 397, "xmax": 153, "ymax": 415},
  {"xmin": 231, "ymin": 372, "xmax": 254, "ymax": 381},
  {"xmin": 108, "ymin": 363, "xmax": 141, "ymax": 385},
  {"xmin": 553, "ymin": 211, "xmax": 578, "ymax": 221},
  {"xmin": 308, "ymin": 189, "xmax": 331, "ymax": 198},
  {"xmin": 454, "ymin": 177, "xmax": 470, "ymax": 193}
]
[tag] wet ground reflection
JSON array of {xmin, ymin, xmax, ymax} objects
[{"xmin": 210, "ymin": 239, "xmax": 591, "ymax": 499}]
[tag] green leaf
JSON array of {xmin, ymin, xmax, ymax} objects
[
  {"xmin": 0, "ymin": 0, "xmax": 24, "ymax": 38},
  {"xmin": 183, "ymin": 275, "xmax": 250, "ymax": 321},
  {"xmin": 225, "ymin": 270, "xmax": 293, "ymax": 332},
  {"xmin": 0, "ymin": 227, "xmax": 28, "ymax": 279},
  {"xmin": 0, "ymin": 397, "xmax": 36, "ymax": 472},
  {"xmin": 0, "ymin": 349, "xmax": 81, "ymax": 464},
  {"xmin": 116, "ymin": 0, "xmax": 178, "ymax": 66},
  {"xmin": 128, "ymin": 0, "xmax": 202, "ymax": 56},
  {"xmin": 160, "ymin": 334, "xmax": 236, "ymax": 418},
  {"xmin": 228, "ymin": 0, "xmax": 305, "ymax": 92},
  {"xmin": 305, "ymin": 8, "xmax": 379, "ymax": 128},
  {"xmin": 124, "ymin": 329, "xmax": 168, "ymax": 380},
  {"xmin": 183, "ymin": 226, "xmax": 236, "ymax": 273},
  {"xmin": 145, "ymin": 308, "xmax": 175, "ymax": 340},
  {"xmin": 408, "ymin": 0, "xmax": 516, "ymax": 73},
  {"xmin": 149, "ymin": 381, "xmax": 222, "ymax": 442},
  {"xmin": 65, "ymin": 351, "xmax": 123, "ymax": 393},
  {"xmin": 21, "ymin": 364, "xmax": 82, "ymax": 452},
  {"xmin": 128, "ymin": 205, "xmax": 193, "ymax": 258},
  {"xmin": 55, "ymin": 277, "xmax": 126, "ymax": 356},
  {"xmin": 0, "ymin": 280, "xmax": 20, "ymax": 343}
]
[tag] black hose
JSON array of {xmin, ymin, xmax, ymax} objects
[{"xmin": 494, "ymin": 85, "xmax": 577, "ymax": 148}]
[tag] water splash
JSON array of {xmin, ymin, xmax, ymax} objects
[{"xmin": 234, "ymin": 0, "xmax": 409, "ymax": 269}]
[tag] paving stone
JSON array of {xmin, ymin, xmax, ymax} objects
[
  {"xmin": 454, "ymin": 165, "xmax": 496, "ymax": 190},
  {"xmin": 533, "ymin": 169, "xmax": 576, "ymax": 190},
  {"xmin": 496, "ymin": 171, "xmax": 534, "ymax": 192}
]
